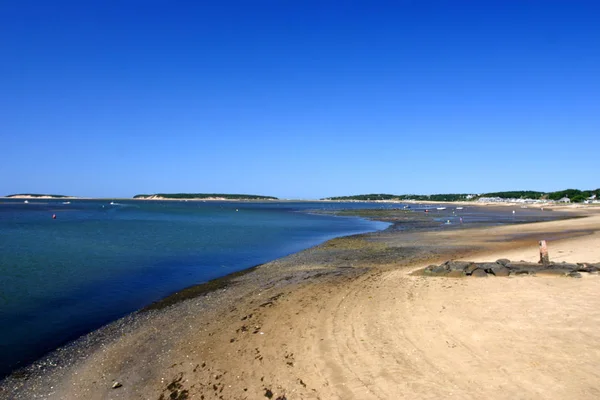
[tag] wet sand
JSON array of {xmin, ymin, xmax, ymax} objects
[{"xmin": 2, "ymin": 207, "xmax": 600, "ymax": 399}]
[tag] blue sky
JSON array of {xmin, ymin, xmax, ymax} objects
[{"xmin": 2, "ymin": 1, "xmax": 598, "ymax": 199}]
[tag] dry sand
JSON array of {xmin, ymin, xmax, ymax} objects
[{"xmin": 2, "ymin": 209, "xmax": 600, "ymax": 399}]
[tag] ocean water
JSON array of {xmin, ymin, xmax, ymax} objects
[{"xmin": 0, "ymin": 200, "xmax": 390, "ymax": 377}]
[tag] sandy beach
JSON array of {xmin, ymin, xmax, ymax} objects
[{"xmin": 2, "ymin": 206, "xmax": 600, "ymax": 399}]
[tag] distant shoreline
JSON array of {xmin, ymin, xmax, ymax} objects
[
  {"xmin": 130, "ymin": 196, "xmax": 279, "ymax": 201},
  {"xmin": 3, "ymin": 195, "xmax": 599, "ymax": 210},
  {"xmin": 2, "ymin": 195, "xmax": 80, "ymax": 200}
]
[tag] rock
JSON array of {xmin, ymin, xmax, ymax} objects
[
  {"xmin": 552, "ymin": 263, "xmax": 578, "ymax": 270},
  {"xmin": 447, "ymin": 270, "xmax": 465, "ymax": 278},
  {"xmin": 489, "ymin": 266, "xmax": 510, "ymax": 277},
  {"xmin": 506, "ymin": 263, "xmax": 538, "ymax": 275},
  {"xmin": 431, "ymin": 265, "xmax": 449, "ymax": 274},
  {"xmin": 536, "ymin": 269, "xmax": 571, "ymax": 277},
  {"xmin": 542, "ymin": 263, "xmax": 564, "ymax": 269},
  {"xmin": 479, "ymin": 263, "xmax": 500, "ymax": 273},
  {"xmin": 422, "ymin": 260, "xmax": 594, "ymax": 279},
  {"xmin": 464, "ymin": 263, "xmax": 479, "ymax": 275},
  {"xmin": 422, "ymin": 265, "xmax": 438, "ymax": 275},
  {"xmin": 445, "ymin": 261, "xmax": 473, "ymax": 271},
  {"xmin": 423, "ymin": 265, "xmax": 447, "ymax": 275},
  {"xmin": 471, "ymin": 269, "xmax": 488, "ymax": 277},
  {"xmin": 576, "ymin": 263, "xmax": 600, "ymax": 273},
  {"xmin": 513, "ymin": 270, "xmax": 531, "ymax": 276},
  {"xmin": 112, "ymin": 382, "xmax": 122, "ymax": 389},
  {"xmin": 505, "ymin": 262, "xmax": 532, "ymax": 270}
]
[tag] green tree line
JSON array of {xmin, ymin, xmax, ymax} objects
[{"xmin": 324, "ymin": 189, "xmax": 600, "ymax": 203}]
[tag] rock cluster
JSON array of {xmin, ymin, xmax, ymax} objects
[{"xmin": 423, "ymin": 259, "xmax": 600, "ymax": 278}]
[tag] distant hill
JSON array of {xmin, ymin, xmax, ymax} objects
[
  {"xmin": 323, "ymin": 189, "xmax": 600, "ymax": 203},
  {"xmin": 133, "ymin": 193, "xmax": 278, "ymax": 200},
  {"xmin": 5, "ymin": 193, "xmax": 73, "ymax": 198}
]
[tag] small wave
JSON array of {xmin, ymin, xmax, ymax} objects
[{"xmin": 107, "ymin": 202, "xmax": 140, "ymax": 210}]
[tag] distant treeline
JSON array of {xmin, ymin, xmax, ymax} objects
[
  {"xmin": 133, "ymin": 193, "xmax": 278, "ymax": 200},
  {"xmin": 324, "ymin": 189, "xmax": 600, "ymax": 203},
  {"xmin": 323, "ymin": 193, "xmax": 473, "ymax": 201},
  {"xmin": 482, "ymin": 189, "xmax": 600, "ymax": 203},
  {"xmin": 545, "ymin": 189, "xmax": 600, "ymax": 203},
  {"xmin": 6, "ymin": 193, "xmax": 71, "ymax": 198}
]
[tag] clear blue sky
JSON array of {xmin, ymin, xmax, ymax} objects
[{"xmin": 2, "ymin": 1, "xmax": 598, "ymax": 199}]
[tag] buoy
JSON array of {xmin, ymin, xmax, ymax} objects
[{"xmin": 52, "ymin": 214, "xmax": 56, "ymax": 219}]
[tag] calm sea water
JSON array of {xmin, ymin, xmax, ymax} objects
[{"xmin": 0, "ymin": 199, "xmax": 390, "ymax": 377}]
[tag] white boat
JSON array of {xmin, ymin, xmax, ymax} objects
[
  {"xmin": 62, "ymin": 201, "xmax": 71, "ymax": 205},
  {"xmin": 110, "ymin": 202, "xmax": 115, "ymax": 205},
  {"xmin": 455, "ymin": 207, "xmax": 464, "ymax": 210},
  {"xmin": 436, "ymin": 207, "xmax": 446, "ymax": 210},
  {"xmin": 23, "ymin": 200, "xmax": 29, "ymax": 204}
]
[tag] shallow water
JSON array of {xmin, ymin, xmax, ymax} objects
[{"xmin": 0, "ymin": 200, "xmax": 390, "ymax": 377}]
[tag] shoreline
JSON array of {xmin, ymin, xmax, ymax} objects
[
  {"xmin": 2, "ymin": 208, "xmax": 600, "ymax": 399},
  {"xmin": 4, "ymin": 195, "xmax": 599, "ymax": 210}
]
